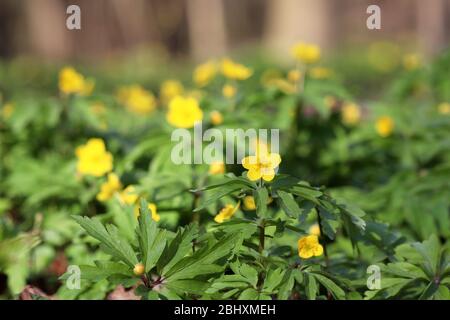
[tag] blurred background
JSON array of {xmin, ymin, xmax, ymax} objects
[{"xmin": 0, "ymin": 0, "xmax": 449, "ymax": 62}]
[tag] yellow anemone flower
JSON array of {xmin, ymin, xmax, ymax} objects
[
  {"xmin": 309, "ymin": 67, "xmax": 333, "ymax": 79},
  {"xmin": 59, "ymin": 67, "xmax": 86, "ymax": 95},
  {"xmin": 209, "ymin": 161, "xmax": 225, "ymax": 175},
  {"xmin": 133, "ymin": 263, "xmax": 145, "ymax": 276},
  {"xmin": 210, "ymin": 110, "xmax": 223, "ymax": 125},
  {"xmin": 403, "ymin": 54, "xmax": 421, "ymax": 71},
  {"xmin": 221, "ymin": 58, "xmax": 252, "ymax": 80},
  {"xmin": 75, "ymin": 138, "xmax": 113, "ymax": 177},
  {"xmin": 287, "ymin": 69, "xmax": 301, "ymax": 82},
  {"xmin": 438, "ymin": 102, "xmax": 450, "ymax": 115},
  {"xmin": 309, "ymin": 224, "xmax": 321, "ymax": 236},
  {"xmin": 376, "ymin": 116, "xmax": 394, "ymax": 137},
  {"xmin": 117, "ymin": 85, "xmax": 156, "ymax": 115},
  {"xmin": 119, "ymin": 185, "xmax": 139, "ymax": 205},
  {"xmin": 298, "ymin": 235, "xmax": 323, "ymax": 259},
  {"xmin": 193, "ymin": 60, "xmax": 217, "ymax": 87},
  {"xmin": 214, "ymin": 202, "xmax": 240, "ymax": 223},
  {"xmin": 341, "ymin": 102, "xmax": 361, "ymax": 126},
  {"xmin": 222, "ymin": 84, "xmax": 237, "ymax": 98},
  {"xmin": 160, "ymin": 80, "xmax": 184, "ymax": 104},
  {"xmin": 241, "ymin": 150, "xmax": 281, "ymax": 182},
  {"xmin": 291, "ymin": 43, "xmax": 321, "ymax": 64},
  {"xmin": 1, "ymin": 102, "xmax": 15, "ymax": 119},
  {"xmin": 243, "ymin": 196, "xmax": 256, "ymax": 211},
  {"xmin": 166, "ymin": 96, "xmax": 203, "ymax": 128},
  {"xmin": 96, "ymin": 173, "xmax": 122, "ymax": 202}
]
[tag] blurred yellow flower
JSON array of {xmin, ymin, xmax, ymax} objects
[
  {"xmin": 309, "ymin": 224, "xmax": 321, "ymax": 236},
  {"xmin": 242, "ymin": 149, "xmax": 281, "ymax": 182},
  {"xmin": 291, "ymin": 42, "xmax": 321, "ymax": 64},
  {"xmin": 59, "ymin": 67, "xmax": 93, "ymax": 95},
  {"xmin": 376, "ymin": 116, "xmax": 394, "ymax": 137},
  {"xmin": 209, "ymin": 161, "xmax": 225, "ymax": 175},
  {"xmin": 96, "ymin": 173, "xmax": 122, "ymax": 202},
  {"xmin": 243, "ymin": 196, "xmax": 256, "ymax": 211},
  {"xmin": 75, "ymin": 138, "xmax": 113, "ymax": 177},
  {"xmin": 261, "ymin": 69, "xmax": 283, "ymax": 86},
  {"xmin": 222, "ymin": 84, "xmax": 236, "ymax": 98},
  {"xmin": 341, "ymin": 102, "xmax": 361, "ymax": 126},
  {"xmin": 438, "ymin": 102, "xmax": 450, "ymax": 115},
  {"xmin": 117, "ymin": 85, "xmax": 156, "ymax": 115},
  {"xmin": 90, "ymin": 102, "xmax": 107, "ymax": 115},
  {"xmin": 210, "ymin": 110, "xmax": 223, "ymax": 125},
  {"xmin": 160, "ymin": 80, "xmax": 184, "ymax": 104},
  {"xmin": 268, "ymin": 78, "xmax": 297, "ymax": 94},
  {"xmin": 193, "ymin": 60, "xmax": 217, "ymax": 87},
  {"xmin": 298, "ymin": 235, "xmax": 323, "ymax": 259},
  {"xmin": 403, "ymin": 54, "xmax": 421, "ymax": 71},
  {"xmin": 221, "ymin": 58, "xmax": 252, "ymax": 80},
  {"xmin": 287, "ymin": 69, "xmax": 301, "ymax": 82},
  {"xmin": 309, "ymin": 67, "xmax": 333, "ymax": 79},
  {"xmin": 135, "ymin": 202, "xmax": 160, "ymax": 222},
  {"xmin": 324, "ymin": 96, "xmax": 337, "ymax": 109},
  {"xmin": 1, "ymin": 102, "xmax": 14, "ymax": 119},
  {"xmin": 118, "ymin": 185, "xmax": 139, "ymax": 205},
  {"xmin": 133, "ymin": 263, "xmax": 145, "ymax": 276},
  {"xmin": 214, "ymin": 202, "xmax": 240, "ymax": 223},
  {"xmin": 166, "ymin": 96, "xmax": 203, "ymax": 128}
]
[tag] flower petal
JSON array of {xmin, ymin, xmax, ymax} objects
[{"xmin": 247, "ymin": 169, "xmax": 262, "ymax": 181}]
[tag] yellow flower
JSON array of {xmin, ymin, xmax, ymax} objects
[
  {"xmin": 438, "ymin": 102, "xmax": 450, "ymax": 115},
  {"xmin": 287, "ymin": 69, "xmax": 301, "ymax": 82},
  {"xmin": 133, "ymin": 263, "xmax": 145, "ymax": 276},
  {"xmin": 341, "ymin": 102, "xmax": 361, "ymax": 126},
  {"xmin": 119, "ymin": 185, "xmax": 139, "ymax": 205},
  {"xmin": 160, "ymin": 80, "xmax": 184, "ymax": 104},
  {"xmin": 166, "ymin": 96, "xmax": 203, "ymax": 128},
  {"xmin": 81, "ymin": 78, "xmax": 95, "ymax": 96},
  {"xmin": 90, "ymin": 102, "xmax": 106, "ymax": 115},
  {"xmin": 210, "ymin": 110, "xmax": 223, "ymax": 125},
  {"xmin": 222, "ymin": 84, "xmax": 236, "ymax": 98},
  {"xmin": 96, "ymin": 173, "xmax": 122, "ymax": 202},
  {"xmin": 75, "ymin": 138, "xmax": 113, "ymax": 177},
  {"xmin": 1, "ymin": 102, "xmax": 15, "ymax": 119},
  {"xmin": 135, "ymin": 202, "xmax": 160, "ymax": 222},
  {"xmin": 59, "ymin": 67, "xmax": 86, "ymax": 95},
  {"xmin": 243, "ymin": 196, "xmax": 256, "ymax": 211},
  {"xmin": 242, "ymin": 149, "xmax": 282, "ymax": 182},
  {"xmin": 309, "ymin": 67, "xmax": 333, "ymax": 79},
  {"xmin": 291, "ymin": 43, "xmax": 321, "ymax": 64},
  {"xmin": 242, "ymin": 195, "xmax": 273, "ymax": 210},
  {"xmin": 214, "ymin": 202, "xmax": 240, "ymax": 223},
  {"xmin": 193, "ymin": 61, "xmax": 217, "ymax": 87},
  {"xmin": 298, "ymin": 235, "xmax": 323, "ymax": 259},
  {"xmin": 309, "ymin": 224, "xmax": 321, "ymax": 236},
  {"xmin": 403, "ymin": 54, "xmax": 421, "ymax": 71},
  {"xmin": 117, "ymin": 85, "xmax": 156, "ymax": 115},
  {"xmin": 221, "ymin": 58, "xmax": 252, "ymax": 80},
  {"xmin": 324, "ymin": 96, "xmax": 337, "ymax": 109},
  {"xmin": 376, "ymin": 116, "xmax": 394, "ymax": 137},
  {"xmin": 268, "ymin": 78, "xmax": 297, "ymax": 94},
  {"xmin": 209, "ymin": 161, "xmax": 225, "ymax": 175}
]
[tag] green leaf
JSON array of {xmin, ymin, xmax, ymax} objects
[
  {"xmin": 72, "ymin": 216, "xmax": 138, "ymax": 267},
  {"xmin": 136, "ymin": 199, "xmax": 167, "ymax": 272},
  {"xmin": 277, "ymin": 190, "xmax": 301, "ymax": 218},
  {"xmin": 159, "ymin": 224, "xmax": 198, "ymax": 275},
  {"xmin": 312, "ymin": 273, "xmax": 346, "ymax": 300},
  {"xmin": 194, "ymin": 184, "xmax": 244, "ymax": 212},
  {"xmin": 263, "ymin": 268, "xmax": 285, "ymax": 292},
  {"xmin": 238, "ymin": 288, "xmax": 259, "ymax": 300}
]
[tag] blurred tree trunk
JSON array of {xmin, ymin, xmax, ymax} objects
[
  {"xmin": 186, "ymin": 0, "xmax": 227, "ymax": 61},
  {"xmin": 264, "ymin": 0, "xmax": 336, "ymax": 59},
  {"xmin": 23, "ymin": 0, "xmax": 72, "ymax": 60},
  {"xmin": 416, "ymin": 0, "xmax": 448, "ymax": 56}
]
